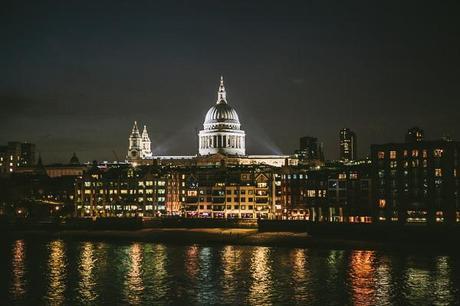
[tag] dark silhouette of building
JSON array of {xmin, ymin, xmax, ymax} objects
[
  {"xmin": 371, "ymin": 139, "xmax": 460, "ymax": 224},
  {"xmin": 70, "ymin": 152, "xmax": 80, "ymax": 165},
  {"xmin": 0, "ymin": 142, "xmax": 36, "ymax": 174},
  {"xmin": 295, "ymin": 136, "xmax": 324, "ymax": 163},
  {"xmin": 279, "ymin": 161, "xmax": 372, "ymax": 222},
  {"xmin": 339, "ymin": 128, "xmax": 357, "ymax": 161},
  {"xmin": 405, "ymin": 127, "xmax": 425, "ymax": 143}
]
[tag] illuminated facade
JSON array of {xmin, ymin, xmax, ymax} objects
[
  {"xmin": 127, "ymin": 121, "xmax": 152, "ymax": 162},
  {"xmin": 74, "ymin": 166, "xmax": 180, "ymax": 217},
  {"xmin": 198, "ymin": 76, "xmax": 246, "ymax": 156},
  {"xmin": 182, "ymin": 166, "xmax": 279, "ymax": 219}
]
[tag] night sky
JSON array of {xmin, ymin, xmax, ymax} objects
[{"xmin": 1, "ymin": 0, "xmax": 459, "ymax": 163}]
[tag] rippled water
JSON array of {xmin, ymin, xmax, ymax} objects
[{"xmin": 1, "ymin": 239, "xmax": 459, "ymax": 305}]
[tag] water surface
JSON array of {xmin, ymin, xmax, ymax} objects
[{"xmin": 1, "ymin": 239, "xmax": 459, "ymax": 305}]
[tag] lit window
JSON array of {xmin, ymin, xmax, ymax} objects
[
  {"xmin": 435, "ymin": 168, "xmax": 442, "ymax": 177},
  {"xmin": 434, "ymin": 149, "xmax": 443, "ymax": 157},
  {"xmin": 378, "ymin": 199, "xmax": 386, "ymax": 208},
  {"xmin": 390, "ymin": 151, "xmax": 397, "ymax": 159},
  {"xmin": 378, "ymin": 151, "xmax": 385, "ymax": 159},
  {"xmin": 412, "ymin": 150, "xmax": 419, "ymax": 157},
  {"xmin": 187, "ymin": 190, "xmax": 197, "ymax": 196}
]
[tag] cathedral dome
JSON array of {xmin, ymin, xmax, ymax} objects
[
  {"xmin": 203, "ymin": 77, "xmax": 241, "ymax": 130},
  {"xmin": 198, "ymin": 76, "xmax": 246, "ymax": 156},
  {"xmin": 204, "ymin": 102, "xmax": 240, "ymax": 126}
]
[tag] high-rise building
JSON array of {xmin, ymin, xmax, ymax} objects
[
  {"xmin": 339, "ymin": 128, "xmax": 357, "ymax": 161},
  {"xmin": 405, "ymin": 127, "xmax": 425, "ymax": 143},
  {"xmin": 0, "ymin": 141, "xmax": 36, "ymax": 174},
  {"xmin": 295, "ymin": 136, "xmax": 324, "ymax": 163},
  {"xmin": 198, "ymin": 76, "xmax": 246, "ymax": 156}
]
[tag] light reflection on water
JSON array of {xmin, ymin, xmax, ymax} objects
[
  {"xmin": 349, "ymin": 250, "xmax": 376, "ymax": 305},
  {"xmin": 11, "ymin": 240, "xmax": 26, "ymax": 299},
  {"xmin": 249, "ymin": 247, "xmax": 273, "ymax": 305},
  {"xmin": 125, "ymin": 243, "xmax": 144, "ymax": 305},
  {"xmin": 1, "ymin": 239, "xmax": 459, "ymax": 305},
  {"xmin": 290, "ymin": 248, "xmax": 310, "ymax": 303},
  {"xmin": 46, "ymin": 240, "xmax": 66, "ymax": 305},
  {"xmin": 78, "ymin": 242, "xmax": 96, "ymax": 302}
]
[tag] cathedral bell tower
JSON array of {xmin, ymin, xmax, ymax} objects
[
  {"xmin": 127, "ymin": 121, "xmax": 142, "ymax": 162},
  {"xmin": 141, "ymin": 125, "xmax": 153, "ymax": 159}
]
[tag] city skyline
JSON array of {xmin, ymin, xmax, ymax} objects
[{"xmin": 1, "ymin": 1, "xmax": 459, "ymax": 163}]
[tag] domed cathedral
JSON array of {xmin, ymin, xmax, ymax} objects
[{"xmin": 198, "ymin": 76, "xmax": 246, "ymax": 156}]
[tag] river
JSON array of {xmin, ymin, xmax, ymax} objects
[{"xmin": 1, "ymin": 239, "xmax": 459, "ymax": 305}]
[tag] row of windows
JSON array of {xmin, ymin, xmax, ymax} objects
[
  {"xmin": 197, "ymin": 205, "xmax": 257, "ymax": 210},
  {"xmin": 378, "ymin": 149, "xmax": 444, "ymax": 159}
]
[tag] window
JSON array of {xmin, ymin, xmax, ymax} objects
[
  {"xmin": 248, "ymin": 197, "xmax": 253, "ymax": 202},
  {"xmin": 435, "ymin": 168, "xmax": 442, "ymax": 177},
  {"xmin": 378, "ymin": 151, "xmax": 385, "ymax": 159},
  {"xmin": 227, "ymin": 197, "xmax": 232, "ymax": 202},
  {"xmin": 378, "ymin": 199, "xmax": 386, "ymax": 208},
  {"xmin": 241, "ymin": 197, "xmax": 246, "ymax": 202},
  {"xmin": 390, "ymin": 151, "xmax": 397, "ymax": 159},
  {"xmin": 307, "ymin": 190, "xmax": 316, "ymax": 197},
  {"xmin": 412, "ymin": 150, "xmax": 419, "ymax": 157},
  {"xmin": 390, "ymin": 161, "xmax": 397, "ymax": 168},
  {"xmin": 338, "ymin": 173, "xmax": 346, "ymax": 179},
  {"xmin": 434, "ymin": 149, "xmax": 443, "ymax": 157},
  {"xmin": 234, "ymin": 197, "xmax": 238, "ymax": 202},
  {"xmin": 257, "ymin": 182, "xmax": 267, "ymax": 188}
]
